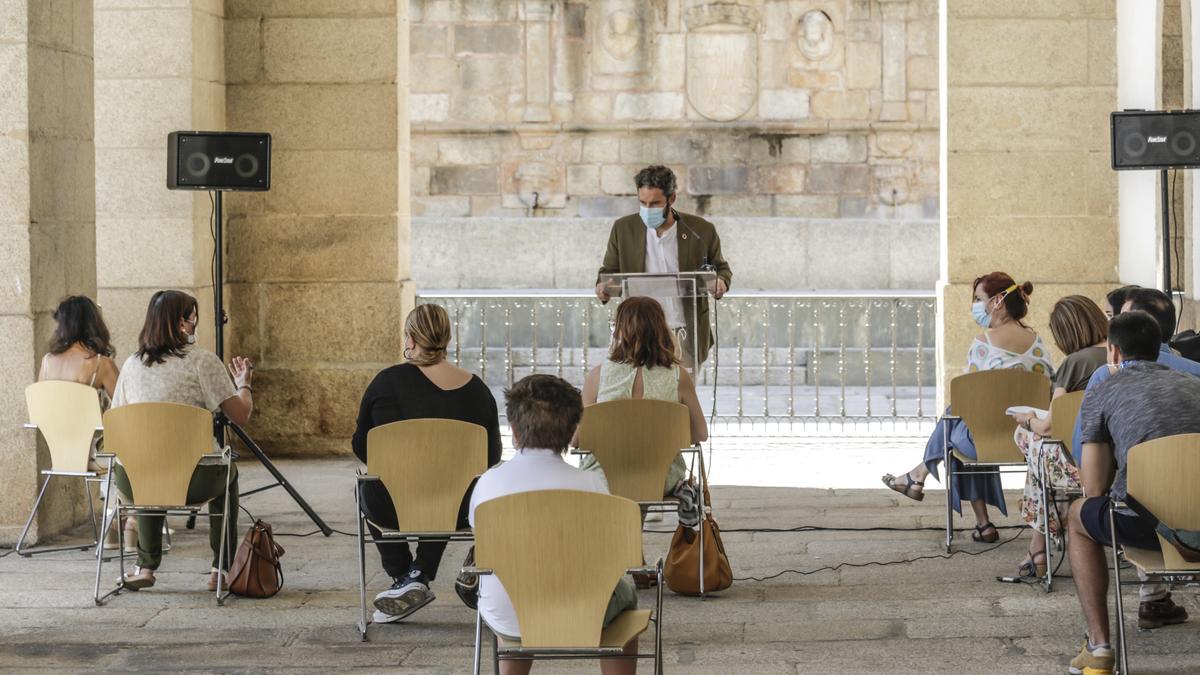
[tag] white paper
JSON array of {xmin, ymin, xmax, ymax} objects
[{"xmin": 1005, "ymin": 406, "xmax": 1048, "ymax": 419}]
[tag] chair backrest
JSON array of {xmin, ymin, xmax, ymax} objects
[
  {"xmin": 1127, "ymin": 434, "xmax": 1200, "ymax": 532},
  {"xmin": 25, "ymin": 381, "xmax": 104, "ymax": 473},
  {"xmin": 474, "ymin": 489, "xmax": 642, "ymax": 648},
  {"xmin": 102, "ymin": 403, "xmax": 214, "ymax": 506},
  {"xmin": 1048, "ymin": 390, "xmax": 1086, "ymax": 459},
  {"xmin": 366, "ymin": 418, "xmax": 488, "ymax": 532},
  {"xmin": 950, "ymin": 369, "xmax": 1051, "ymax": 463},
  {"xmin": 577, "ymin": 399, "xmax": 691, "ymax": 502}
]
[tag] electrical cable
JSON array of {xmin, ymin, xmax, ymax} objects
[
  {"xmin": 732, "ymin": 526, "xmax": 1025, "ymax": 582},
  {"xmin": 208, "ymin": 191, "xmax": 217, "ymax": 296},
  {"xmin": 237, "ymin": 502, "xmax": 358, "ymax": 538},
  {"xmin": 1171, "ymin": 169, "xmax": 1185, "ymax": 328}
]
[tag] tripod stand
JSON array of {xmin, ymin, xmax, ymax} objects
[{"xmin": 186, "ymin": 191, "xmax": 332, "ymax": 536}]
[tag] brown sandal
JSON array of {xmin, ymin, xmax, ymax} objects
[
  {"xmin": 972, "ymin": 522, "xmax": 999, "ymax": 543},
  {"xmin": 881, "ymin": 472, "xmax": 925, "ymax": 502}
]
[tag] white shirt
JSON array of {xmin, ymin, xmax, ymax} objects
[
  {"xmin": 643, "ymin": 222, "xmax": 685, "ymax": 328},
  {"xmin": 468, "ymin": 448, "xmax": 609, "ymax": 638}
]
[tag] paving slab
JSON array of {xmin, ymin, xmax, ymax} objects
[{"xmin": 1, "ymin": 452, "xmax": 1197, "ymax": 673}]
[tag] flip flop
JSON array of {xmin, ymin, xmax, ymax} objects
[{"xmin": 881, "ymin": 472, "xmax": 925, "ymax": 502}]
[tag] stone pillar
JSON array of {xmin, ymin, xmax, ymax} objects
[
  {"xmin": 224, "ymin": 1, "xmax": 407, "ymax": 456},
  {"xmin": 94, "ymin": 0, "xmax": 226, "ymax": 357},
  {"xmin": 522, "ymin": 0, "xmax": 554, "ymax": 122},
  {"xmin": 943, "ymin": 2, "xmax": 1118, "ymax": 390},
  {"xmin": 399, "ymin": 0, "xmax": 415, "ymax": 319},
  {"xmin": 0, "ymin": 0, "xmax": 97, "ymax": 544}
]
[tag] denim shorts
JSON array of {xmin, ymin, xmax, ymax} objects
[{"xmin": 1078, "ymin": 496, "xmax": 1161, "ymax": 550}]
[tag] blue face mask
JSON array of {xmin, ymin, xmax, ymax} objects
[
  {"xmin": 971, "ymin": 301, "xmax": 990, "ymax": 328},
  {"xmin": 639, "ymin": 205, "xmax": 667, "ymax": 230}
]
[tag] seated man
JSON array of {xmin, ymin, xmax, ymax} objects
[
  {"xmin": 469, "ymin": 374, "xmax": 639, "ymax": 675},
  {"xmin": 1065, "ymin": 311, "xmax": 1200, "ymax": 674},
  {"xmin": 1068, "ymin": 288, "xmax": 1195, "ymax": 632}
]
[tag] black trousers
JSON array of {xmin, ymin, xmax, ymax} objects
[{"xmin": 359, "ymin": 478, "xmax": 475, "ymax": 581}]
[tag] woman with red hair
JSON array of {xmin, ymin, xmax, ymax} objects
[{"xmin": 882, "ymin": 272, "xmax": 1054, "ymax": 542}]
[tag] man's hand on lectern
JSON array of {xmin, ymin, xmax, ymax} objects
[
  {"xmin": 595, "ymin": 281, "xmax": 610, "ymax": 303},
  {"xmin": 711, "ymin": 278, "xmax": 727, "ymax": 300}
]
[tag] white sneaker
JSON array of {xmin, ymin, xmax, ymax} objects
[
  {"xmin": 372, "ymin": 609, "xmax": 406, "ymax": 624},
  {"xmin": 645, "ymin": 511, "xmax": 664, "ymax": 522},
  {"xmin": 373, "ymin": 569, "xmax": 435, "ymax": 619}
]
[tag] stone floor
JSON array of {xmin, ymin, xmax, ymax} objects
[{"xmin": 2, "ymin": 449, "xmax": 1198, "ymax": 674}]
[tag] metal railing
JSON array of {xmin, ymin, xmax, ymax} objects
[{"xmin": 418, "ymin": 290, "xmax": 937, "ymax": 434}]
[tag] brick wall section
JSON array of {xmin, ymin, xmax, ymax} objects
[
  {"xmin": 224, "ymin": 0, "xmax": 406, "ymax": 457},
  {"xmin": 409, "ymin": 0, "xmax": 939, "ymax": 221},
  {"xmin": 942, "ymin": 1, "xmax": 1119, "ymax": 387}
]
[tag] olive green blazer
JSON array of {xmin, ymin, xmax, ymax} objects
[{"xmin": 596, "ymin": 210, "xmax": 733, "ymax": 365}]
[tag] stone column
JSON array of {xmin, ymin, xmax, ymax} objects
[
  {"xmin": 0, "ymin": 0, "xmax": 97, "ymax": 544},
  {"xmin": 399, "ymin": 0, "xmax": 415, "ymax": 319},
  {"xmin": 224, "ymin": 1, "xmax": 407, "ymax": 456},
  {"xmin": 943, "ymin": 2, "xmax": 1118, "ymax": 390},
  {"xmin": 94, "ymin": 0, "xmax": 226, "ymax": 357},
  {"xmin": 522, "ymin": 0, "xmax": 555, "ymax": 122}
]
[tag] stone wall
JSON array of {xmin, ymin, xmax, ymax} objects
[
  {"xmin": 94, "ymin": 0, "xmax": 226, "ymax": 359},
  {"xmin": 943, "ymin": 2, "xmax": 1118, "ymax": 387},
  {"xmin": 414, "ymin": 216, "xmax": 938, "ymax": 289},
  {"xmin": 0, "ymin": 0, "xmax": 97, "ymax": 544},
  {"xmin": 409, "ymin": 0, "xmax": 938, "ymax": 222},
  {"xmin": 223, "ymin": 0, "xmax": 412, "ymax": 458}
]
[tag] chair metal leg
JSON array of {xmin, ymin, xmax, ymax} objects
[
  {"xmin": 697, "ymin": 448, "xmax": 708, "ymax": 598},
  {"xmin": 356, "ymin": 487, "xmax": 369, "ymax": 641},
  {"xmin": 215, "ymin": 465, "xmax": 233, "ymax": 607},
  {"xmin": 16, "ymin": 474, "xmax": 52, "ymax": 556},
  {"xmin": 491, "ymin": 630, "xmax": 500, "ymax": 675},
  {"xmin": 94, "ymin": 465, "xmax": 117, "ymax": 605},
  {"xmin": 1109, "ymin": 504, "xmax": 1130, "ymax": 675},
  {"xmin": 472, "ymin": 611, "xmax": 483, "ymax": 675},
  {"xmin": 655, "ymin": 560, "xmax": 664, "ymax": 675},
  {"xmin": 944, "ymin": 425, "xmax": 954, "ymax": 553},
  {"xmin": 1039, "ymin": 448, "xmax": 1054, "ymax": 593}
]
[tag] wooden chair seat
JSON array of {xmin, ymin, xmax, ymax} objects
[
  {"xmin": 1123, "ymin": 541, "xmax": 1200, "ymax": 574},
  {"xmin": 498, "ymin": 609, "xmax": 652, "ymax": 650}
]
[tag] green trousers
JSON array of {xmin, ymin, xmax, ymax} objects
[{"xmin": 112, "ymin": 463, "xmax": 239, "ymax": 571}]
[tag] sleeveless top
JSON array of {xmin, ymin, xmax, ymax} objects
[
  {"xmin": 598, "ymin": 361, "xmax": 680, "ymax": 403},
  {"xmin": 965, "ymin": 331, "xmax": 1054, "ymax": 377}
]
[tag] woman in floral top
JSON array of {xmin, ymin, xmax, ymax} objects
[{"xmin": 883, "ymin": 272, "xmax": 1054, "ymax": 543}]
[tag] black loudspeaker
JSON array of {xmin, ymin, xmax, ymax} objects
[
  {"xmin": 1111, "ymin": 110, "xmax": 1200, "ymax": 170},
  {"xmin": 167, "ymin": 131, "xmax": 271, "ymax": 191}
]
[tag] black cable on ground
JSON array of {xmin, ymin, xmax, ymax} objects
[{"xmin": 733, "ymin": 526, "xmax": 1025, "ymax": 582}]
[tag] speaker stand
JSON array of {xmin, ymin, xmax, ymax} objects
[
  {"xmin": 185, "ymin": 190, "xmax": 332, "ymax": 536},
  {"xmin": 1161, "ymin": 169, "xmax": 1173, "ymax": 294}
]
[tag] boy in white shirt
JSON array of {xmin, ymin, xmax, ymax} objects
[{"xmin": 469, "ymin": 374, "xmax": 640, "ymax": 675}]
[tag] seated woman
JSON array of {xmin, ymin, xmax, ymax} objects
[
  {"xmin": 352, "ymin": 303, "xmax": 502, "ymax": 625},
  {"xmin": 1007, "ymin": 295, "xmax": 1107, "ymax": 577},
  {"xmin": 882, "ymin": 272, "xmax": 1053, "ymax": 542},
  {"xmin": 39, "ymin": 295, "xmax": 119, "ymax": 468},
  {"xmin": 578, "ymin": 296, "xmax": 709, "ymax": 495},
  {"xmin": 110, "ymin": 290, "xmax": 252, "ymax": 591}
]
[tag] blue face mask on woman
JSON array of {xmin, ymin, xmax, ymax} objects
[
  {"xmin": 971, "ymin": 301, "xmax": 991, "ymax": 328},
  {"xmin": 639, "ymin": 205, "xmax": 667, "ymax": 229}
]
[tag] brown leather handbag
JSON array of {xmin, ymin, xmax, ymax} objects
[
  {"xmin": 663, "ymin": 482, "xmax": 732, "ymax": 595},
  {"xmin": 227, "ymin": 519, "xmax": 285, "ymax": 598}
]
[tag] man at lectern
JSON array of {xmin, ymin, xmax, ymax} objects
[{"xmin": 595, "ymin": 165, "xmax": 733, "ymax": 369}]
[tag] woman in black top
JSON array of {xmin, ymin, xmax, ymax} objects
[{"xmin": 352, "ymin": 303, "xmax": 502, "ymax": 624}]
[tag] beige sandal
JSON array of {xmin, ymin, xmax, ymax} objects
[{"xmin": 881, "ymin": 472, "xmax": 925, "ymax": 502}]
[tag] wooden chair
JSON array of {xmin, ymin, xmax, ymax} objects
[
  {"xmin": 576, "ymin": 398, "xmax": 713, "ymax": 594},
  {"xmin": 94, "ymin": 403, "xmax": 232, "ymax": 606},
  {"xmin": 355, "ymin": 418, "xmax": 489, "ymax": 640},
  {"xmin": 1109, "ymin": 435, "xmax": 1200, "ymax": 674},
  {"xmin": 1036, "ymin": 389, "xmax": 1085, "ymax": 592},
  {"xmin": 943, "ymin": 369, "xmax": 1051, "ymax": 552},
  {"xmin": 17, "ymin": 381, "xmax": 106, "ymax": 556},
  {"xmin": 465, "ymin": 490, "xmax": 663, "ymax": 674}
]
